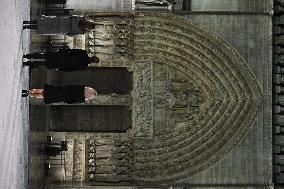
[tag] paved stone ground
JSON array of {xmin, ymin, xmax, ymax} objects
[{"xmin": 0, "ymin": 0, "xmax": 30, "ymax": 189}]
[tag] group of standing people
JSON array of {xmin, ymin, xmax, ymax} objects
[{"xmin": 22, "ymin": 15, "xmax": 99, "ymax": 104}]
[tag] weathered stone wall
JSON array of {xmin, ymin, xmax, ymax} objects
[
  {"xmin": 52, "ymin": 12, "xmax": 267, "ymax": 185},
  {"xmin": 178, "ymin": 13, "xmax": 272, "ymax": 186},
  {"xmin": 190, "ymin": 0, "xmax": 272, "ymax": 12},
  {"xmin": 29, "ymin": 1, "xmax": 272, "ymax": 187}
]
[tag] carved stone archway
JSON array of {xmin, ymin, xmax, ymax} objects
[
  {"xmin": 131, "ymin": 13, "xmax": 262, "ymax": 183},
  {"xmin": 46, "ymin": 12, "xmax": 263, "ymax": 185}
]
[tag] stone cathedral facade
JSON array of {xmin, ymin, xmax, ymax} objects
[{"xmin": 29, "ymin": 1, "xmax": 274, "ymax": 188}]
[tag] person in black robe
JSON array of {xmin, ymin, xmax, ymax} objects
[
  {"xmin": 23, "ymin": 15, "xmax": 95, "ymax": 35},
  {"xmin": 44, "ymin": 146, "xmax": 62, "ymax": 157},
  {"xmin": 23, "ymin": 49, "xmax": 100, "ymax": 71},
  {"xmin": 22, "ymin": 85, "xmax": 97, "ymax": 104}
]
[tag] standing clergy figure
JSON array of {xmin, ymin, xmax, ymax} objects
[
  {"xmin": 23, "ymin": 15, "xmax": 95, "ymax": 35},
  {"xmin": 23, "ymin": 49, "xmax": 100, "ymax": 71},
  {"xmin": 22, "ymin": 85, "xmax": 97, "ymax": 104}
]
